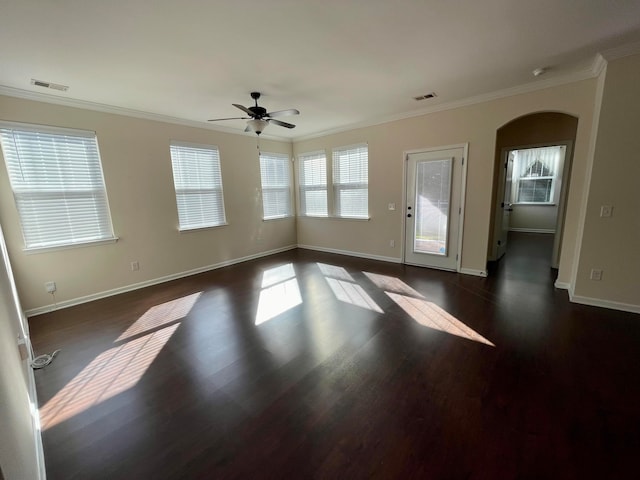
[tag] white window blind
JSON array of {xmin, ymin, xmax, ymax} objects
[
  {"xmin": 299, "ymin": 151, "xmax": 328, "ymax": 216},
  {"xmin": 0, "ymin": 125, "xmax": 115, "ymax": 250},
  {"xmin": 511, "ymin": 145, "xmax": 565, "ymax": 204},
  {"xmin": 259, "ymin": 152, "xmax": 291, "ymax": 219},
  {"xmin": 170, "ymin": 142, "xmax": 226, "ymax": 230},
  {"xmin": 332, "ymin": 144, "xmax": 368, "ymax": 218}
]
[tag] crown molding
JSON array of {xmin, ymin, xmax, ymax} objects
[
  {"xmin": 0, "ymin": 85, "xmax": 291, "ymax": 143},
  {"xmin": 601, "ymin": 40, "xmax": 640, "ymax": 61},
  {"xmin": 293, "ymin": 63, "xmax": 600, "ymax": 142},
  {"xmin": 0, "ymin": 47, "xmax": 619, "ymax": 145},
  {"xmin": 590, "ymin": 53, "xmax": 607, "ymax": 77}
]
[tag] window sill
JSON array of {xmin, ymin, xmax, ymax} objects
[
  {"xmin": 263, "ymin": 215, "xmax": 294, "ymax": 222},
  {"xmin": 24, "ymin": 237, "xmax": 119, "ymax": 254},
  {"xmin": 178, "ymin": 223, "xmax": 228, "ymax": 233}
]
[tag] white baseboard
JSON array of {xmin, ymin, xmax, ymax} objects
[
  {"xmin": 26, "ymin": 245, "xmax": 297, "ymax": 317},
  {"xmin": 460, "ymin": 268, "xmax": 488, "ymax": 277},
  {"xmin": 297, "ymin": 244, "xmax": 402, "ymax": 264},
  {"xmin": 508, "ymin": 228, "xmax": 556, "ymax": 234},
  {"xmin": 569, "ymin": 292, "xmax": 640, "ymax": 314},
  {"xmin": 554, "ymin": 281, "xmax": 570, "ymax": 290},
  {"xmin": 23, "ymin": 334, "xmax": 47, "ymax": 480}
]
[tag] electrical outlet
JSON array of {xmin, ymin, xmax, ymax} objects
[
  {"xmin": 388, "ymin": 203, "xmax": 396, "ymax": 211},
  {"xmin": 600, "ymin": 205, "xmax": 613, "ymax": 217},
  {"xmin": 45, "ymin": 281, "xmax": 56, "ymax": 293},
  {"xmin": 590, "ymin": 269, "xmax": 603, "ymax": 281},
  {"xmin": 130, "ymin": 261, "xmax": 140, "ymax": 271},
  {"xmin": 389, "ymin": 240, "xmax": 395, "ymax": 247}
]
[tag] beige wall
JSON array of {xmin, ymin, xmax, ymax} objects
[
  {"xmin": 294, "ymin": 80, "xmax": 598, "ymax": 281},
  {"xmin": 0, "ymin": 225, "xmax": 42, "ymax": 480},
  {"xmin": 574, "ymin": 54, "xmax": 640, "ymax": 306},
  {"xmin": 510, "ymin": 205, "xmax": 557, "ymax": 231},
  {"xmin": 0, "ymin": 96, "xmax": 295, "ymax": 312}
]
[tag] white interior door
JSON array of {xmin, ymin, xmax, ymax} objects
[
  {"xmin": 496, "ymin": 151, "xmax": 514, "ymax": 259},
  {"xmin": 404, "ymin": 147, "xmax": 464, "ymax": 271}
]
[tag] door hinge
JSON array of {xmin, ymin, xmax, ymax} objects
[
  {"xmin": 456, "ymin": 254, "xmax": 459, "ymax": 260},
  {"xmin": 459, "ymin": 207, "xmax": 461, "ymax": 214},
  {"xmin": 462, "ymin": 157, "xmax": 465, "ymax": 165},
  {"xmin": 504, "ymin": 161, "xmax": 508, "ymax": 168}
]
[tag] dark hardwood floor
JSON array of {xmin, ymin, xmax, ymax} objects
[{"xmin": 29, "ymin": 233, "xmax": 640, "ymax": 479}]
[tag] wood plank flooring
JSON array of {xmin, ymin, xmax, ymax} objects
[{"xmin": 29, "ymin": 233, "xmax": 640, "ymax": 479}]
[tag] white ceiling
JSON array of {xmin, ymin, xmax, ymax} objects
[{"xmin": 1, "ymin": 0, "xmax": 640, "ymax": 140}]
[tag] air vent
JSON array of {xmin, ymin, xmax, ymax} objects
[
  {"xmin": 413, "ymin": 92, "xmax": 437, "ymax": 101},
  {"xmin": 31, "ymin": 79, "xmax": 69, "ymax": 92}
]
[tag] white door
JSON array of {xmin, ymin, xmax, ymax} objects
[
  {"xmin": 404, "ymin": 147, "xmax": 465, "ymax": 271},
  {"xmin": 496, "ymin": 151, "xmax": 514, "ymax": 259}
]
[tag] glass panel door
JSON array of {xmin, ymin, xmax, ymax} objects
[{"xmin": 414, "ymin": 158, "xmax": 452, "ymax": 256}]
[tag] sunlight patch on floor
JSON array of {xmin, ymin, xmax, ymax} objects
[
  {"xmin": 326, "ymin": 278, "xmax": 383, "ymax": 313},
  {"xmin": 363, "ymin": 272, "xmax": 424, "ymax": 298},
  {"xmin": 317, "ymin": 263, "xmax": 355, "ymax": 282},
  {"xmin": 40, "ymin": 323, "xmax": 180, "ymax": 430},
  {"xmin": 262, "ymin": 263, "xmax": 296, "ymax": 288},
  {"xmin": 386, "ymin": 292, "xmax": 494, "ymax": 346},
  {"xmin": 117, "ymin": 292, "xmax": 201, "ymax": 341},
  {"xmin": 256, "ymin": 264, "xmax": 302, "ymax": 325}
]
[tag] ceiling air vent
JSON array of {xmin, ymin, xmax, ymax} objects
[
  {"xmin": 413, "ymin": 92, "xmax": 437, "ymax": 101},
  {"xmin": 31, "ymin": 78, "xmax": 69, "ymax": 92}
]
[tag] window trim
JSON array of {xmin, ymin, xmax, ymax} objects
[
  {"xmin": 259, "ymin": 151, "xmax": 293, "ymax": 221},
  {"xmin": 169, "ymin": 141, "xmax": 227, "ymax": 231},
  {"xmin": 510, "ymin": 146, "xmax": 565, "ymax": 205},
  {"xmin": 298, "ymin": 150, "xmax": 329, "ymax": 217},
  {"xmin": 332, "ymin": 143, "xmax": 369, "ymax": 219},
  {"xmin": 0, "ymin": 121, "xmax": 117, "ymax": 251}
]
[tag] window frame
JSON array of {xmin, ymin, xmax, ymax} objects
[
  {"xmin": 511, "ymin": 146, "xmax": 565, "ymax": 205},
  {"xmin": 332, "ymin": 143, "xmax": 369, "ymax": 219},
  {"xmin": 298, "ymin": 150, "xmax": 328, "ymax": 217},
  {"xmin": 259, "ymin": 151, "xmax": 293, "ymax": 220},
  {"xmin": 169, "ymin": 141, "xmax": 227, "ymax": 232},
  {"xmin": 0, "ymin": 122, "xmax": 117, "ymax": 252}
]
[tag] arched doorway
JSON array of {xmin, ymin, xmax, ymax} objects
[{"xmin": 488, "ymin": 112, "xmax": 578, "ymax": 277}]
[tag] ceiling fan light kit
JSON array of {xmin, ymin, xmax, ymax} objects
[
  {"xmin": 247, "ymin": 118, "xmax": 269, "ymax": 135},
  {"xmin": 208, "ymin": 92, "xmax": 299, "ymax": 136}
]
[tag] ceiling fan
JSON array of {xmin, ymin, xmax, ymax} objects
[{"xmin": 208, "ymin": 92, "xmax": 299, "ymax": 135}]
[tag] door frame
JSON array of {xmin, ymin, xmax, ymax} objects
[
  {"xmin": 401, "ymin": 143, "xmax": 469, "ymax": 272},
  {"xmin": 491, "ymin": 140, "xmax": 573, "ymax": 268}
]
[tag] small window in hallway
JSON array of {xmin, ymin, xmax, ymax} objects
[{"xmin": 511, "ymin": 145, "xmax": 565, "ymax": 204}]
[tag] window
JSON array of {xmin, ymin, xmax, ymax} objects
[
  {"xmin": 259, "ymin": 152, "xmax": 291, "ymax": 219},
  {"xmin": 170, "ymin": 142, "xmax": 226, "ymax": 230},
  {"xmin": 332, "ymin": 144, "xmax": 368, "ymax": 218},
  {"xmin": 0, "ymin": 124, "xmax": 115, "ymax": 250},
  {"xmin": 511, "ymin": 145, "xmax": 565, "ymax": 204},
  {"xmin": 298, "ymin": 151, "xmax": 328, "ymax": 216}
]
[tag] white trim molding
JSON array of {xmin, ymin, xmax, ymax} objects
[
  {"xmin": 554, "ymin": 281, "xmax": 570, "ymax": 290},
  {"xmin": 508, "ymin": 228, "xmax": 556, "ymax": 234},
  {"xmin": 297, "ymin": 244, "xmax": 402, "ymax": 264},
  {"xmin": 460, "ymin": 268, "xmax": 488, "ymax": 278},
  {"xmin": 569, "ymin": 292, "xmax": 640, "ymax": 315},
  {"xmin": 25, "ymin": 245, "xmax": 297, "ymax": 317},
  {"xmin": 0, "ymin": 85, "xmax": 290, "ymax": 142}
]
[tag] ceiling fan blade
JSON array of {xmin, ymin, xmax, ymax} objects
[
  {"xmin": 266, "ymin": 109, "xmax": 300, "ymax": 118},
  {"xmin": 207, "ymin": 116, "xmax": 250, "ymax": 122},
  {"xmin": 233, "ymin": 104, "xmax": 253, "ymax": 115},
  {"xmin": 268, "ymin": 119, "xmax": 296, "ymax": 129}
]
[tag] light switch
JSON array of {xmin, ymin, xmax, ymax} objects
[{"xmin": 388, "ymin": 203, "xmax": 396, "ymax": 211}]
